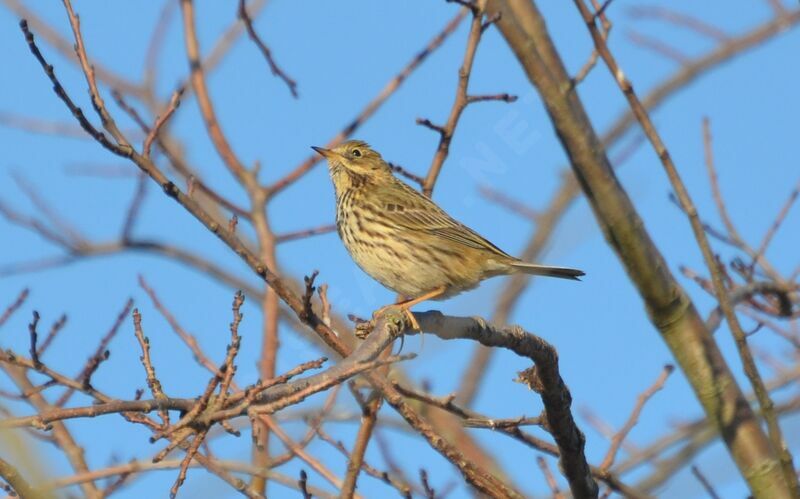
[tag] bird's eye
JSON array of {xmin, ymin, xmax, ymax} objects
[{"xmin": 352, "ymin": 149, "xmax": 362, "ymax": 158}]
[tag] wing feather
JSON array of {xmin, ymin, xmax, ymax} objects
[{"xmin": 374, "ymin": 180, "xmax": 511, "ymax": 258}]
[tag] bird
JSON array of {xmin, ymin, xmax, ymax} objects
[{"xmin": 312, "ymin": 140, "xmax": 584, "ymax": 329}]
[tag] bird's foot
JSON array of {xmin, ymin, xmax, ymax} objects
[
  {"xmin": 349, "ymin": 313, "xmax": 375, "ymax": 339},
  {"xmin": 372, "ymin": 304, "xmax": 420, "ymax": 332}
]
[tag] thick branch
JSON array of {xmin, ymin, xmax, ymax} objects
[
  {"xmin": 572, "ymin": 0, "xmax": 797, "ymax": 492},
  {"xmin": 486, "ymin": 1, "xmax": 791, "ymax": 497},
  {"xmin": 457, "ymin": 5, "xmax": 800, "ymax": 408},
  {"xmin": 0, "ymin": 457, "xmax": 40, "ymax": 499},
  {"xmin": 413, "ymin": 312, "xmax": 597, "ymax": 498}
]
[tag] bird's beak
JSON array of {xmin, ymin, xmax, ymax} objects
[{"xmin": 311, "ymin": 146, "xmax": 334, "ymax": 158}]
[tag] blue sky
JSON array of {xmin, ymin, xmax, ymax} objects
[{"xmin": 1, "ymin": 1, "xmax": 798, "ymax": 498}]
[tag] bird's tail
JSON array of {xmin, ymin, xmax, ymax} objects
[{"xmin": 509, "ymin": 261, "xmax": 585, "ymax": 281}]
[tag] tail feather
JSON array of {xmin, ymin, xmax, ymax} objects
[{"xmin": 509, "ymin": 261, "xmax": 585, "ymax": 281}]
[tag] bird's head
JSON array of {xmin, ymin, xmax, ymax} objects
[{"xmin": 312, "ymin": 140, "xmax": 391, "ymax": 192}]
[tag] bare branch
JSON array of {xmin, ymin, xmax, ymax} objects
[
  {"xmin": 627, "ymin": 30, "xmax": 691, "ymax": 65},
  {"xmin": 571, "ymin": 0, "xmax": 798, "ymax": 492},
  {"xmin": 18, "ymin": 21, "xmax": 125, "ymax": 155},
  {"xmin": 627, "ymin": 6, "xmax": 729, "ymax": 42},
  {"xmin": 238, "ymin": 0, "xmax": 298, "ymax": 97},
  {"xmin": 0, "ymin": 457, "xmax": 38, "ymax": 499},
  {"xmin": 132, "ymin": 309, "xmax": 170, "ymax": 426},
  {"xmin": 265, "ymin": 10, "xmax": 467, "ymax": 197},
  {"xmin": 0, "ymin": 288, "xmax": 29, "ymax": 328},
  {"xmin": 537, "ymin": 456, "xmax": 565, "ymax": 499},
  {"xmin": 61, "ymin": 0, "xmax": 129, "ymax": 146},
  {"xmin": 143, "ymin": 88, "xmax": 183, "ymax": 158},
  {"xmin": 599, "ymin": 365, "xmax": 673, "ymax": 470},
  {"xmin": 275, "ymin": 224, "xmax": 336, "ymax": 244},
  {"xmin": 691, "ymin": 465, "xmax": 722, "ymax": 499}
]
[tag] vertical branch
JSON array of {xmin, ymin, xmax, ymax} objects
[
  {"xmin": 421, "ymin": 0, "xmax": 499, "ymax": 196},
  {"xmin": 571, "ymin": 1, "xmax": 797, "ymax": 493},
  {"xmin": 61, "ymin": 0, "xmax": 129, "ymax": 147},
  {"xmin": 486, "ymin": 0, "xmax": 793, "ymax": 497},
  {"xmin": 179, "ymin": 0, "xmax": 249, "ymax": 180},
  {"xmin": 132, "ymin": 309, "xmax": 170, "ymax": 427},
  {"xmin": 179, "ymin": 2, "xmax": 279, "ymax": 489},
  {"xmin": 2, "ymin": 364, "xmax": 102, "ymax": 499},
  {"xmin": 0, "ymin": 288, "xmax": 29, "ymax": 328},
  {"xmin": 246, "ymin": 166, "xmax": 280, "ymax": 494},
  {"xmin": 251, "ymin": 242, "xmax": 280, "ymax": 495},
  {"xmin": 264, "ymin": 9, "xmax": 467, "ymax": 198},
  {"xmin": 599, "ymin": 365, "xmax": 673, "ymax": 471},
  {"xmin": 0, "ymin": 458, "xmax": 37, "ymax": 499},
  {"xmin": 238, "ymin": 0, "xmax": 298, "ymax": 97},
  {"xmin": 456, "ymin": 6, "xmax": 800, "ymax": 409},
  {"xmin": 340, "ymin": 392, "xmax": 383, "ymax": 497},
  {"xmin": 702, "ymin": 118, "xmax": 743, "ymax": 241}
]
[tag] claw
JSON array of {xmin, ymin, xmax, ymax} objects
[{"xmin": 401, "ymin": 307, "xmax": 421, "ymax": 331}]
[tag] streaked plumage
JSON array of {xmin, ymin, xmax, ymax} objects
[{"xmin": 313, "ymin": 140, "xmax": 584, "ymax": 303}]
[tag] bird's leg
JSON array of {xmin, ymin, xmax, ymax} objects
[{"xmin": 372, "ymin": 286, "xmax": 447, "ymax": 332}]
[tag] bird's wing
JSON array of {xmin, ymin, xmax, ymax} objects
[{"xmin": 375, "ymin": 180, "xmax": 511, "ymax": 258}]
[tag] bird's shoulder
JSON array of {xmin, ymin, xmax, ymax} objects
[
  {"xmin": 370, "ymin": 177, "xmax": 511, "ymax": 257},
  {"xmin": 370, "ymin": 177, "xmax": 452, "ymax": 223}
]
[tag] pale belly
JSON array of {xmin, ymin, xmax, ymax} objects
[{"xmin": 338, "ymin": 213, "xmax": 494, "ymax": 299}]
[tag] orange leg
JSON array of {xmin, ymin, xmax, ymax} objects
[{"xmin": 372, "ymin": 286, "xmax": 447, "ymax": 331}]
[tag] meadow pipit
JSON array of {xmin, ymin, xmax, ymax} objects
[{"xmin": 313, "ymin": 140, "xmax": 584, "ymax": 329}]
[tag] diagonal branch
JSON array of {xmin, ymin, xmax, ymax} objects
[
  {"xmin": 0, "ymin": 457, "xmax": 38, "ymax": 499},
  {"xmin": 179, "ymin": 0, "xmax": 249, "ymax": 181},
  {"xmin": 412, "ymin": 311, "xmax": 598, "ymax": 498},
  {"xmin": 420, "ymin": 0, "xmax": 513, "ymax": 196},
  {"xmin": 456, "ymin": 5, "xmax": 800, "ymax": 410},
  {"xmin": 238, "ymin": 0, "xmax": 298, "ymax": 97},
  {"xmin": 572, "ymin": 1, "xmax": 798, "ymax": 493},
  {"xmin": 266, "ymin": 9, "xmax": 468, "ymax": 198},
  {"xmin": 487, "ymin": 0, "xmax": 795, "ymax": 497}
]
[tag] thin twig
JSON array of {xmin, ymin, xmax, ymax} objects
[
  {"xmin": 537, "ymin": 456, "xmax": 565, "ymax": 499},
  {"xmin": 627, "ymin": 30, "xmax": 690, "ymax": 65},
  {"xmin": 388, "ymin": 162, "xmax": 425, "ymax": 187},
  {"xmin": 36, "ymin": 313, "xmax": 67, "ymax": 356},
  {"xmin": 478, "ymin": 185, "xmax": 540, "ymax": 222},
  {"xmin": 627, "ymin": 6, "xmax": 729, "ymax": 42},
  {"xmin": 265, "ymin": 9, "xmax": 467, "ymax": 197},
  {"xmin": 275, "ymin": 224, "xmax": 336, "ymax": 244},
  {"xmin": 61, "ymin": 0, "xmax": 129, "ymax": 146},
  {"xmin": 0, "ymin": 288, "xmax": 29, "ymax": 328},
  {"xmin": 238, "ymin": 0, "xmax": 298, "ymax": 97},
  {"xmin": 599, "ymin": 365, "xmax": 673, "ymax": 470},
  {"xmin": 750, "ymin": 176, "xmax": 800, "ymax": 274},
  {"xmin": 28, "ymin": 311, "xmax": 41, "ymax": 369},
  {"xmin": 132, "ymin": 309, "xmax": 170, "ymax": 426},
  {"xmin": 18, "ymin": 21, "xmax": 125, "ymax": 155},
  {"xmin": 702, "ymin": 117, "xmax": 744, "ymax": 243},
  {"xmin": 143, "ymin": 88, "xmax": 183, "ymax": 157},
  {"xmin": 690, "ymin": 465, "xmax": 721, "ymax": 499},
  {"xmin": 340, "ymin": 391, "xmax": 383, "ymax": 496},
  {"xmin": 422, "ymin": 0, "xmax": 509, "ymax": 196},
  {"xmin": 121, "ymin": 173, "xmax": 149, "ymax": 240}
]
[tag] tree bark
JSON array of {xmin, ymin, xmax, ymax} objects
[{"xmin": 485, "ymin": 1, "xmax": 792, "ymax": 497}]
